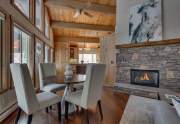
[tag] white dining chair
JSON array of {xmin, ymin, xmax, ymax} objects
[
  {"xmin": 10, "ymin": 64, "xmax": 61, "ymax": 124},
  {"xmin": 64, "ymin": 64, "xmax": 106, "ymax": 124},
  {"xmin": 39, "ymin": 63, "xmax": 66, "ymax": 93}
]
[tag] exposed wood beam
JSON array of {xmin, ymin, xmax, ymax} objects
[
  {"xmin": 51, "ymin": 21, "xmax": 114, "ymax": 32},
  {"xmin": 45, "ymin": 0, "xmax": 116, "ymax": 14},
  {"xmin": 55, "ymin": 37, "xmax": 99, "ymax": 43}
]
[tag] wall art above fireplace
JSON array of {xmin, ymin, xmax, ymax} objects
[{"xmin": 129, "ymin": 0, "xmax": 162, "ymax": 43}]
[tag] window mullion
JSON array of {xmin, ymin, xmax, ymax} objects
[
  {"xmin": 20, "ymin": 32, "xmax": 22, "ymax": 63},
  {"xmin": 0, "ymin": 20, "xmax": 2, "ymax": 91}
]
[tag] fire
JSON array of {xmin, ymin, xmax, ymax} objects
[{"xmin": 140, "ymin": 73, "xmax": 150, "ymax": 80}]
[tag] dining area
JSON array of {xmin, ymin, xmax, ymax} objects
[{"xmin": 10, "ymin": 63, "xmax": 106, "ymax": 124}]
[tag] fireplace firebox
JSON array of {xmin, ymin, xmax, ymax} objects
[{"xmin": 130, "ymin": 69, "xmax": 159, "ymax": 88}]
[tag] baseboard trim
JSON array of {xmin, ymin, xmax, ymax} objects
[{"xmin": 0, "ymin": 103, "xmax": 17, "ymax": 122}]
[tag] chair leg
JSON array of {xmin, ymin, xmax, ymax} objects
[
  {"xmin": 57, "ymin": 102, "xmax": 61, "ymax": 121},
  {"xmin": 75, "ymin": 105, "xmax": 79, "ymax": 112},
  {"xmin": 27, "ymin": 115, "xmax": 33, "ymax": 124},
  {"xmin": 65, "ymin": 101, "xmax": 69, "ymax": 119},
  {"xmin": 15, "ymin": 107, "xmax": 22, "ymax": 124},
  {"xmin": 49, "ymin": 106, "xmax": 52, "ymax": 110},
  {"xmin": 46, "ymin": 107, "xmax": 49, "ymax": 113},
  {"xmin": 84, "ymin": 109, "xmax": 89, "ymax": 124},
  {"xmin": 98, "ymin": 100, "xmax": 103, "ymax": 120}
]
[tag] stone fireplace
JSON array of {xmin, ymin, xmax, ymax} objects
[
  {"xmin": 130, "ymin": 69, "xmax": 159, "ymax": 88},
  {"xmin": 116, "ymin": 44, "xmax": 180, "ymax": 92}
]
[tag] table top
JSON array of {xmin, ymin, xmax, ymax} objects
[{"xmin": 43, "ymin": 74, "xmax": 86, "ymax": 85}]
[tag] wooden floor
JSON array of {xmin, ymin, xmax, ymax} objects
[{"xmin": 2, "ymin": 87, "xmax": 129, "ymax": 124}]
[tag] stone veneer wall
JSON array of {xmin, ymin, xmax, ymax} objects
[{"xmin": 116, "ymin": 44, "xmax": 180, "ymax": 92}]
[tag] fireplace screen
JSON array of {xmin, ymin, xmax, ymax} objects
[{"xmin": 131, "ymin": 69, "xmax": 159, "ymax": 87}]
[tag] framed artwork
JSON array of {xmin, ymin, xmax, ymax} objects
[{"xmin": 129, "ymin": 0, "xmax": 162, "ymax": 43}]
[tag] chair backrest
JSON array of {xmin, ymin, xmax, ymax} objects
[
  {"xmin": 10, "ymin": 64, "xmax": 39, "ymax": 114},
  {"xmin": 39, "ymin": 63, "xmax": 57, "ymax": 89},
  {"xmin": 81, "ymin": 64, "xmax": 106, "ymax": 109}
]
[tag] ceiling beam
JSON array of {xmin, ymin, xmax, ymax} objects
[
  {"xmin": 45, "ymin": 0, "xmax": 116, "ymax": 14},
  {"xmin": 55, "ymin": 37, "xmax": 99, "ymax": 43},
  {"xmin": 51, "ymin": 21, "xmax": 114, "ymax": 32}
]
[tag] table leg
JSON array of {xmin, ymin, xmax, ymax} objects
[{"xmin": 61, "ymin": 85, "xmax": 69, "ymax": 114}]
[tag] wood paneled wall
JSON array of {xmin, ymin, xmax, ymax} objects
[
  {"xmin": 55, "ymin": 41, "xmax": 69, "ymax": 75},
  {"xmin": 100, "ymin": 34, "xmax": 116, "ymax": 84}
]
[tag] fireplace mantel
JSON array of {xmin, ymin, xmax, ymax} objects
[{"xmin": 115, "ymin": 38, "xmax": 180, "ymax": 48}]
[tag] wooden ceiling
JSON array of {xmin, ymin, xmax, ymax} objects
[
  {"xmin": 53, "ymin": 27, "xmax": 113, "ymax": 37},
  {"xmin": 45, "ymin": 0, "xmax": 116, "ymax": 38}
]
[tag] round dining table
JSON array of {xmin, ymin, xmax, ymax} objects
[{"xmin": 43, "ymin": 74, "xmax": 86, "ymax": 115}]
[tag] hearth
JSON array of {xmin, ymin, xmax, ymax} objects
[{"xmin": 131, "ymin": 69, "xmax": 159, "ymax": 88}]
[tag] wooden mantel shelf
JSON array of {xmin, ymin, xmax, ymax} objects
[{"xmin": 115, "ymin": 38, "xmax": 180, "ymax": 48}]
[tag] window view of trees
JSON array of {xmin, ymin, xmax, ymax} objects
[
  {"xmin": 35, "ymin": 39, "xmax": 44, "ymax": 88},
  {"xmin": 35, "ymin": 0, "xmax": 43, "ymax": 30},
  {"xmin": 45, "ymin": 8, "xmax": 50, "ymax": 38},
  {"xmin": 45, "ymin": 45, "xmax": 51, "ymax": 63},
  {"xmin": 12, "ymin": 26, "xmax": 30, "ymax": 64},
  {"xmin": 14, "ymin": 0, "xmax": 30, "ymax": 18}
]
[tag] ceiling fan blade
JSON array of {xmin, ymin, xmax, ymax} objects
[
  {"xmin": 73, "ymin": 10, "xmax": 81, "ymax": 18},
  {"xmin": 83, "ymin": 11, "xmax": 93, "ymax": 18}
]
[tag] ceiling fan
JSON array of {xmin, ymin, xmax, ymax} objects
[{"xmin": 66, "ymin": 1, "xmax": 94, "ymax": 18}]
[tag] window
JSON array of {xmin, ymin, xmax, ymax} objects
[
  {"xmin": 45, "ymin": 8, "xmax": 50, "ymax": 38},
  {"xmin": 44, "ymin": 45, "xmax": 51, "ymax": 63},
  {"xmin": 35, "ymin": 0, "xmax": 43, "ymax": 30},
  {"xmin": 79, "ymin": 54, "xmax": 97, "ymax": 63},
  {"xmin": 35, "ymin": 39, "xmax": 44, "ymax": 88},
  {"xmin": 14, "ymin": 0, "xmax": 30, "ymax": 18},
  {"xmin": 0, "ymin": 13, "xmax": 5, "ymax": 92},
  {"xmin": 12, "ymin": 26, "xmax": 30, "ymax": 64}
]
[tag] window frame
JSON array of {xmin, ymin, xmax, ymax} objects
[
  {"xmin": 0, "ymin": 11, "xmax": 6, "ymax": 93},
  {"xmin": 13, "ymin": 0, "xmax": 31, "ymax": 20},
  {"xmin": 0, "ymin": 17, "xmax": 2, "ymax": 91}
]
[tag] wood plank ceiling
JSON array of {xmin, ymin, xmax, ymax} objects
[{"xmin": 45, "ymin": 0, "xmax": 116, "ymax": 39}]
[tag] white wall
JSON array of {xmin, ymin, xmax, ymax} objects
[{"xmin": 116, "ymin": 0, "xmax": 180, "ymax": 44}]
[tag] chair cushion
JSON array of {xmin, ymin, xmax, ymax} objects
[
  {"xmin": 42, "ymin": 83, "xmax": 66, "ymax": 92},
  {"xmin": 65, "ymin": 90, "xmax": 82, "ymax": 106},
  {"xmin": 154, "ymin": 101, "xmax": 180, "ymax": 124},
  {"xmin": 37, "ymin": 92, "xmax": 61, "ymax": 110},
  {"xmin": 120, "ymin": 95, "xmax": 180, "ymax": 124},
  {"xmin": 172, "ymin": 98, "xmax": 180, "ymax": 118}
]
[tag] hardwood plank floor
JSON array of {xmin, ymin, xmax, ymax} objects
[{"xmin": 2, "ymin": 87, "xmax": 129, "ymax": 124}]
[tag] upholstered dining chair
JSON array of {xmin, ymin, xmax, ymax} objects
[
  {"xmin": 10, "ymin": 64, "xmax": 61, "ymax": 124},
  {"xmin": 65, "ymin": 64, "xmax": 106, "ymax": 124},
  {"xmin": 39, "ymin": 63, "xmax": 66, "ymax": 93}
]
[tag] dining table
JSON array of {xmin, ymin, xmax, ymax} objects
[{"xmin": 43, "ymin": 74, "xmax": 86, "ymax": 115}]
